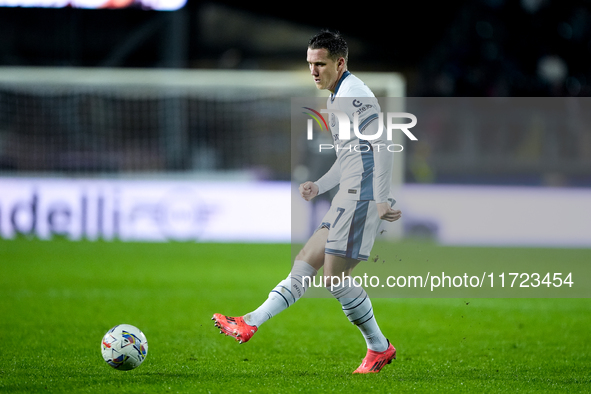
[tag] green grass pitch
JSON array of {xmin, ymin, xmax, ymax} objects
[{"xmin": 1, "ymin": 238, "xmax": 590, "ymax": 393}]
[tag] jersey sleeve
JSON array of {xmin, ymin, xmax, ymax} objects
[
  {"xmin": 341, "ymin": 96, "xmax": 393, "ymax": 203},
  {"xmin": 339, "ymin": 94, "xmax": 381, "ymax": 138},
  {"xmin": 361, "ymin": 116, "xmax": 394, "ymax": 203},
  {"xmin": 314, "ymin": 159, "xmax": 341, "ymax": 195}
]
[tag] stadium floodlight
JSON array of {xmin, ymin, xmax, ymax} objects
[{"xmin": 0, "ymin": 0, "xmax": 186, "ymax": 10}]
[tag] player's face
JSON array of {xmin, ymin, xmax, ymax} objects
[{"xmin": 307, "ymin": 48, "xmax": 345, "ymax": 92}]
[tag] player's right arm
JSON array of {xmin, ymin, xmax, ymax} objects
[
  {"xmin": 299, "ymin": 181, "xmax": 319, "ymax": 201},
  {"xmin": 313, "ymin": 159, "xmax": 341, "ymax": 196},
  {"xmin": 299, "ymin": 158, "xmax": 341, "ymax": 201}
]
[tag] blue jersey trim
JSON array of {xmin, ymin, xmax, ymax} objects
[
  {"xmin": 330, "ymin": 71, "xmax": 351, "ymax": 103},
  {"xmin": 358, "ymin": 113, "xmax": 379, "ymax": 133},
  {"xmin": 358, "ymin": 139, "xmax": 374, "ymax": 201},
  {"xmin": 346, "ymin": 200, "xmax": 369, "ymax": 260}
]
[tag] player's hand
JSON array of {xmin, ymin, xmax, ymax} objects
[
  {"xmin": 299, "ymin": 181, "xmax": 319, "ymax": 201},
  {"xmin": 377, "ymin": 202, "xmax": 401, "ymax": 222}
]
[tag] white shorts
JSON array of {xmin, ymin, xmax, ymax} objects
[{"xmin": 317, "ymin": 198, "xmax": 394, "ymax": 261}]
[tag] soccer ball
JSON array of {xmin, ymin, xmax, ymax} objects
[{"xmin": 101, "ymin": 324, "xmax": 148, "ymax": 370}]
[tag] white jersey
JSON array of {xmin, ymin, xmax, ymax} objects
[{"xmin": 314, "ymin": 71, "xmax": 394, "ymax": 203}]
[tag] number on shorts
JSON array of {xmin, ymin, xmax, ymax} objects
[{"xmin": 333, "ymin": 207, "xmax": 345, "ymax": 227}]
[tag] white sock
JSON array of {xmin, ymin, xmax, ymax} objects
[
  {"xmin": 243, "ymin": 260, "xmax": 317, "ymax": 327},
  {"xmin": 328, "ymin": 276, "xmax": 389, "ymax": 352}
]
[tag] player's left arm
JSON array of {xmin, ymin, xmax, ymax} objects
[
  {"xmin": 361, "ymin": 116, "xmax": 401, "ymax": 222},
  {"xmin": 344, "ymin": 93, "xmax": 401, "ymax": 222}
]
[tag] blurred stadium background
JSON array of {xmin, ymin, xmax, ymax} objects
[
  {"xmin": 0, "ymin": 4, "xmax": 591, "ymax": 393},
  {"xmin": 2, "ymin": 5, "xmax": 591, "ymax": 392},
  {"xmin": 0, "ymin": 0, "xmax": 590, "ymax": 245}
]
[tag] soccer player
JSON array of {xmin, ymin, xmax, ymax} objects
[{"xmin": 213, "ymin": 30, "xmax": 402, "ymax": 374}]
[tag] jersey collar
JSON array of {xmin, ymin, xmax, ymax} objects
[{"xmin": 330, "ymin": 70, "xmax": 351, "ymax": 102}]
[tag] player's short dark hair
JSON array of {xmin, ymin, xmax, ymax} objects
[{"xmin": 308, "ymin": 30, "xmax": 348, "ymax": 63}]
